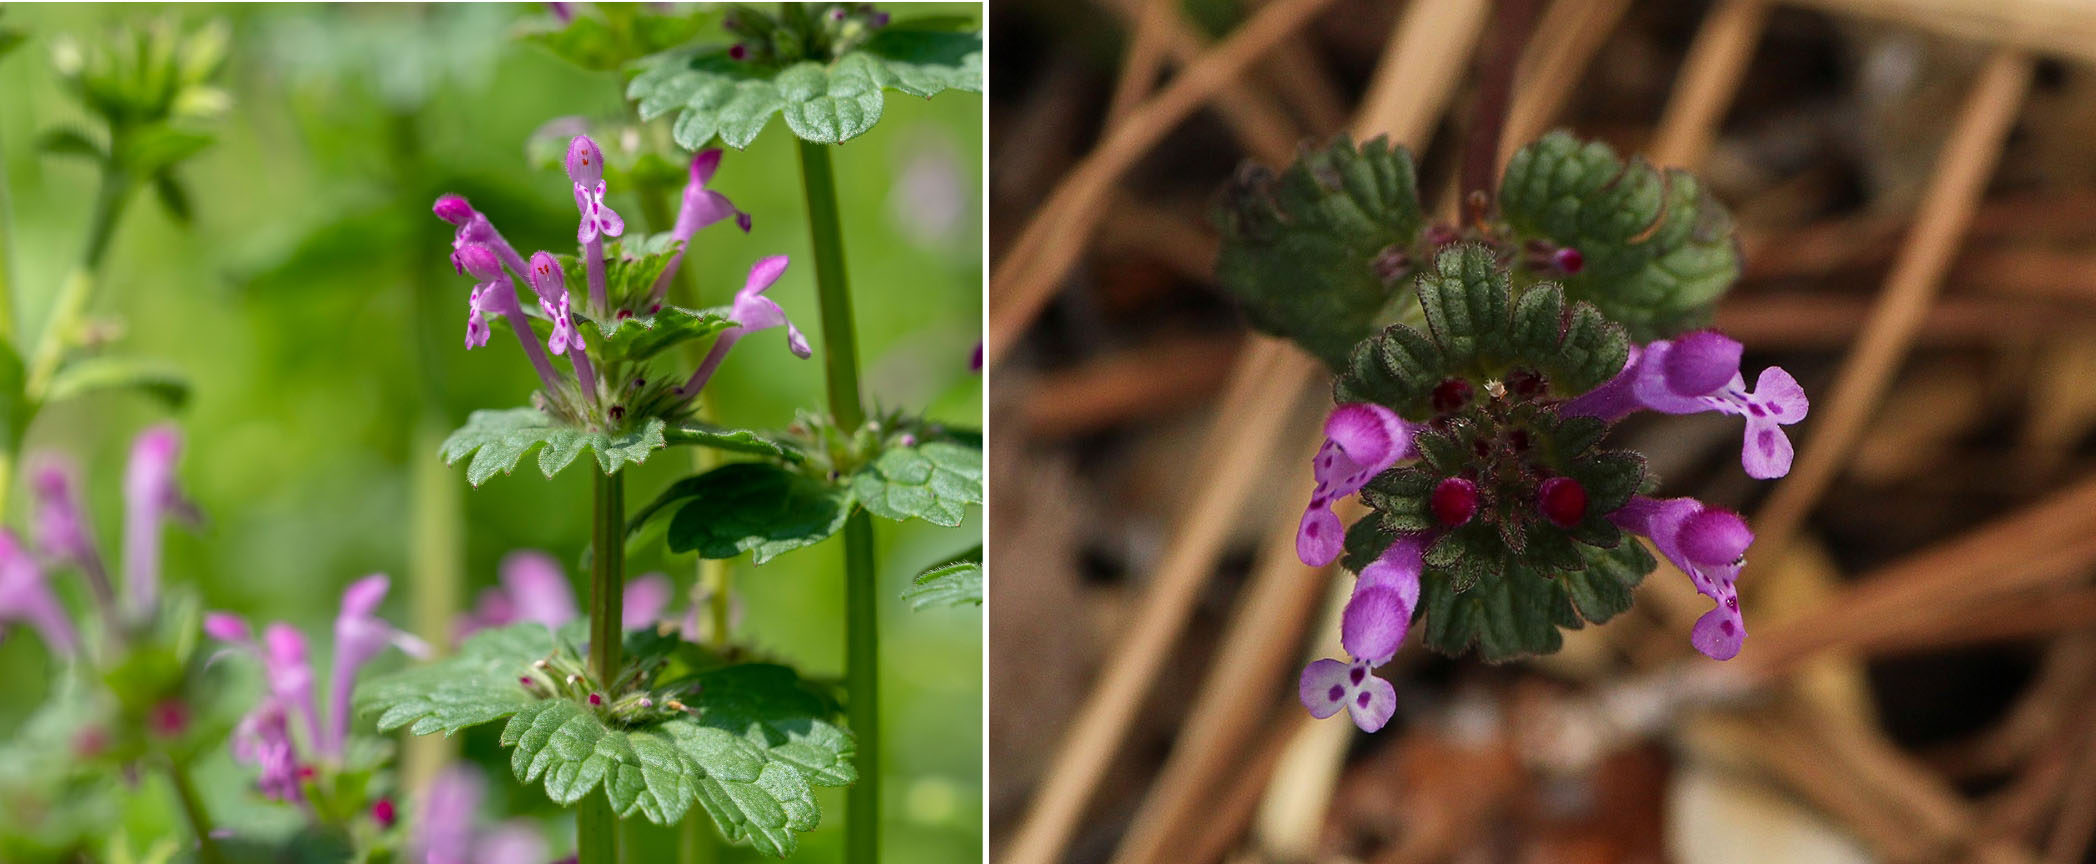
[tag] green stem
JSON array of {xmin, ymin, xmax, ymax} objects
[
  {"xmin": 28, "ymin": 167, "xmax": 131, "ymax": 400},
  {"xmin": 796, "ymin": 139, "xmax": 878, "ymax": 864},
  {"xmin": 581, "ymin": 465, "xmax": 626, "ymax": 864},
  {"xmin": 0, "ymin": 122, "xmax": 18, "ymax": 346},
  {"xmin": 166, "ymin": 759, "xmax": 226, "ymax": 864}
]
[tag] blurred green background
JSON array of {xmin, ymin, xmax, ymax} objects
[{"xmin": 0, "ymin": 3, "xmax": 982, "ymax": 861}]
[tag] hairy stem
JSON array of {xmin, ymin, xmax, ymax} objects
[
  {"xmin": 797, "ymin": 139, "xmax": 878, "ymax": 863},
  {"xmin": 580, "ymin": 464, "xmax": 625, "ymax": 864},
  {"xmin": 167, "ymin": 758, "xmax": 226, "ymax": 864}
]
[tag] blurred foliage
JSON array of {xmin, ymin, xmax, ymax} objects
[{"xmin": 0, "ymin": 3, "xmax": 982, "ymax": 862}]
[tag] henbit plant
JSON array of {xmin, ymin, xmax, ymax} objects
[
  {"xmin": 1212, "ymin": 132, "xmax": 1810, "ymax": 733},
  {"xmin": 354, "ymin": 130, "xmax": 859, "ymax": 863},
  {"xmin": 0, "ymin": 426, "xmax": 231, "ymax": 862},
  {"xmin": 0, "ymin": 18, "xmax": 227, "ymax": 520},
  {"xmin": 606, "ymin": 5, "xmax": 985, "ymax": 862}
]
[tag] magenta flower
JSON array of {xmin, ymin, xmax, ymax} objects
[
  {"xmin": 566, "ymin": 135, "xmax": 623, "ymax": 245},
  {"xmin": 567, "ymin": 134, "xmax": 623, "ymax": 315},
  {"xmin": 0, "ymin": 530, "xmax": 77, "ymax": 658},
  {"xmin": 1565, "ymin": 331, "xmax": 1809, "ymax": 479},
  {"xmin": 649, "ymin": 149, "xmax": 752, "ymax": 307},
  {"xmin": 452, "ymin": 243, "xmax": 564, "ymax": 395},
  {"xmin": 1298, "ymin": 403, "xmax": 1414, "ymax": 567},
  {"xmin": 328, "ymin": 575, "xmax": 430, "ymax": 757},
  {"xmin": 124, "ymin": 425, "xmax": 198, "ymax": 622},
  {"xmin": 1612, "ymin": 496, "xmax": 1753, "ymax": 660},
  {"xmin": 1298, "ymin": 536, "xmax": 1421, "ymax": 732},
  {"xmin": 230, "ymin": 696, "xmax": 303, "ymax": 802},
  {"xmin": 434, "ymin": 195, "xmax": 530, "ymax": 281},
  {"xmin": 208, "ymin": 573, "xmax": 422, "ymax": 796},
  {"xmin": 540, "ymin": 283, "xmax": 581, "ymax": 357},
  {"xmin": 677, "ymin": 256, "xmax": 811, "ymax": 400},
  {"xmin": 30, "ymin": 460, "xmax": 117, "ymax": 622},
  {"xmin": 727, "ymin": 256, "xmax": 811, "ymax": 358}
]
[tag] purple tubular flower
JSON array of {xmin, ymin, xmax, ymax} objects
[
  {"xmin": 465, "ymin": 286, "xmax": 493, "ymax": 349},
  {"xmin": 547, "ymin": 2, "xmax": 573, "ymax": 23},
  {"xmin": 566, "ymin": 135, "xmax": 623, "ymax": 314},
  {"xmin": 414, "ymin": 765, "xmax": 484, "ymax": 864},
  {"xmin": 678, "ymin": 256, "xmax": 810, "ymax": 400},
  {"xmin": 30, "ymin": 460, "xmax": 117, "ymax": 621},
  {"xmin": 649, "ymin": 149, "xmax": 752, "ymax": 307},
  {"xmin": 1566, "ymin": 331, "xmax": 1809, "ymax": 480},
  {"xmin": 1613, "ymin": 496, "xmax": 1752, "ymax": 660},
  {"xmin": 1339, "ymin": 536, "xmax": 1424, "ymax": 666},
  {"xmin": 327, "ymin": 575, "xmax": 429, "ymax": 757},
  {"xmin": 434, "ymin": 195, "xmax": 530, "ymax": 280},
  {"xmin": 231, "ymin": 697, "xmax": 303, "ymax": 802},
  {"xmin": 262, "ymin": 622, "xmax": 323, "ymax": 756},
  {"xmin": 1298, "ymin": 403, "xmax": 1413, "ymax": 567},
  {"xmin": 457, "ymin": 244, "xmax": 565, "ymax": 395},
  {"xmin": 528, "ymin": 252, "xmax": 598, "ymax": 401},
  {"xmin": 123, "ymin": 425, "xmax": 198, "ymax": 622},
  {"xmin": 0, "ymin": 530, "xmax": 76, "ymax": 658},
  {"xmin": 1298, "ymin": 537, "xmax": 1424, "ymax": 732}
]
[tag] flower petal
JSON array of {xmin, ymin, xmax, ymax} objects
[
  {"xmin": 1740, "ymin": 417, "xmax": 1794, "ymax": 480},
  {"xmin": 1344, "ymin": 671, "xmax": 1398, "ymax": 733},
  {"xmin": 1690, "ymin": 599, "xmax": 1746, "ymax": 660},
  {"xmin": 1341, "ymin": 584, "xmax": 1409, "ymax": 666},
  {"xmin": 1298, "ymin": 658, "xmax": 1353, "ymax": 719},
  {"xmin": 1661, "ymin": 330, "xmax": 1743, "ymax": 397}
]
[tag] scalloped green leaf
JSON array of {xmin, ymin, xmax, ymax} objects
[
  {"xmin": 663, "ymin": 423, "xmax": 801, "ymax": 461},
  {"xmin": 356, "ymin": 623, "xmax": 551, "ymax": 737},
  {"xmin": 1214, "ymin": 135, "xmax": 1428, "ymax": 369},
  {"xmin": 850, "ymin": 440, "xmax": 982, "ymax": 527},
  {"xmin": 654, "ymin": 462, "xmax": 852, "ymax": 563},
  {"xmin": 439, "ymin": 408, "xmax": 666, "ymax": 486},
  {"xmin": 906, "ymin": 546, "xmax": 983, "ymax": 610},
  {"xmin": 1499, "ymin": 131, "xmax": 1742, "ymax": 339},
  {"xmin": 361, "ymin": 624, "xmax": 849, "ymax": 855},
  {"xmin": 629, "ymin": 26, "xmax": 982, "ymax": 149}
]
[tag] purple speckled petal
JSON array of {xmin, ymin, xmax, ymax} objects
[
  {"xmin": 1345, "ymin": 671, "xmax": 1398, "ymax": 733},
  {"xmin": 1298, "ymin": 658, "xmax": 1353, "ymax": 720}
]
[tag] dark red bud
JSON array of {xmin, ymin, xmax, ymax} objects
[
  {"xmin": 1432, "ymin": 378, "xmax": 1472, "ymax": 414},
  {"xmin": 1553, "ymin": 246, "xmax": 1584, "ymax": 275},
  {"xmin": 588, "ymin": 693, "xmax": 603, "ymax": 706},
  {"xmin": 372, "ymin": 797, "xmax": 397, "ymax": 828},
  {"xmin": 148, "ymin": 700, "xmax": 189, "ymax": 738},
  {"xmin": 1506, "ymin": 369, "xmax": 1545, "ymax": 397},
  {"xmin": 728, "ymin": 43, "xmax": 748, "ymax": 61},
  {"xmin": 1431, "ymin": 477, "xmax": 1478, "ymax": 527},
  {"xmin": 1538, "ymin": 477, "xmax": 1588, "ymax": 528}
]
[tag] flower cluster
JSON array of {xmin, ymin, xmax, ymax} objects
[
  {"xmin": 205, "ymin": 575, "xmax": 427, "ymax": 802},
  {"xmin": 1, "ymin": 426, "xmax": 198, "ymax": 661},
  {"xmin": 1296, "ymin": 244, "xmax": 1809, "ymax": 733},
  {"xmin": 433, "ymin": 133, "xmax": 806, "ymax": 430},
  {"xmin": 723, "ymin": 3, "xmax": 891, "ymax": 66}
]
